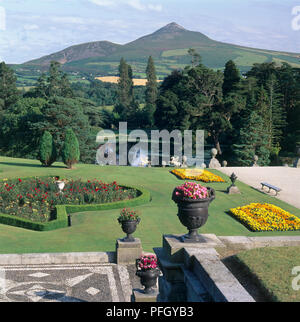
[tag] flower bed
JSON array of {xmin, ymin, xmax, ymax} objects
[
  {"xmin": 171, "ymin": 168, "xmax": 225, "ymax": 183},
  {"xmin": 0, "ymin": 177, "xmax": 138, "ymax": 223},
  {"xmin": 229, "ymin": 203, "xmax": 300, "ymax": 232}
]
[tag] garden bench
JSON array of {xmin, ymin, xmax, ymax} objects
[{"xmin": 261, "ymin": 182, "xmax": 282, "ymax": 196}]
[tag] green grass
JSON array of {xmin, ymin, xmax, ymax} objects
[
  {"xmin": 234, "ymin": 247, "xmax": 300, "ymax": 302},
  {"xmin": 0, "ymin": 155, "xmax": 300, "ymax": 254}
]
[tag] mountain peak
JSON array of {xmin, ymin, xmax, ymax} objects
[{"xmin": 155, "ymin": 22, "xmax": 186, "ymax": 33}]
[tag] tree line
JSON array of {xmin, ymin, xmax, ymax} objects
[{"xmin": 0, "ymin": 53, "xmax": 299, "ymax": 166}]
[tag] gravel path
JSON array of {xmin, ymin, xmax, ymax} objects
[{"xmin": 218, "ymin": 167, "xmax": 300, "ymax": 210}]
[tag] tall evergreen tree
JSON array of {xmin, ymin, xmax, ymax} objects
[
  {"xmin": 0, "ymin": 62, "xmax": 19, "ymax": 111},
  {"xmin": 266, "ymin": 74, "xmax": 286, "ymax": 146},
  {"xmin": 47, "ymin": 61, "xmax": 62, "ymax": 97},
  {"xmin": 114, "ymin": 58, "xmax": 138, "ymax": 126},
  {"xmin": 143, "ymin": 56, "xmax": 158, "ymax": 127},
  {"xmin": 145, "ymin": 56, "xmax": 158, "ymax": 105},
  {"xmin": 60, "ymin": 73, "xmax": 74, "ymax": 98},
  {"xmin": 233, "ymin": 111, "xmax": 271, "ymax": 166},
  {"xmin": 222, "ymin": 60, "xmax": 241, "ymax": 97},
  {"xmin": 154, "ymin": 70, "xmax": 188, "ymax": 131},
  {"xmin": 35, "ymin": 73, "xmax": 48, "ymax": 99},
  {"xmin": 62, "ymin": 128, "xmax": 80, "ymax": 169},
  {"xmin": 114, "ymin": 58, "xmax": 130, "ymax": 117},
  {"xmin": 255, "ymin": 86, "xmax": 273, "ymax": 149},
  {"xmin": 38, "ymin": 131, "xmax": 57, "ymax": 167}
]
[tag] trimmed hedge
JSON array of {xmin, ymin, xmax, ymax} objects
[{"xmin": 0, "ymin": 184, "xmax": 151, "ymax": 231}]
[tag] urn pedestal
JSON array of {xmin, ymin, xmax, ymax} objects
[{"xmin": 116, "ymin": 238, "xmax": 142, "ymax": 265}]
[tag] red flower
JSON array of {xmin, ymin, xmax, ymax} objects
[{"xmin": 18, "ymin": 178, "xmax": 22, "ymax": 182}]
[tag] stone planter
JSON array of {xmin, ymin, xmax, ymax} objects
[
  {"xmin": 118, "ymin": 218, "xmax": 140, "ymax": 242},
  {"xmin": 136, "ymin": 269, "xmax": 160, "ymax": 294},
  {"xmin": 172, "ymin": 187, "xmax": 215, "ymax": 243},
  {"xmin": 55, "ymin": 180, "xmax": 65, "ymax": 193}
]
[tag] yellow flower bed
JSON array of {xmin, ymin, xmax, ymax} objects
[
  {"xmin": 171, "ymin": 168, "xmax": 225, "ymax": 183},
  {"xmin": 230, "ymin": 203, "xmax": 300, "ymax": 232}
]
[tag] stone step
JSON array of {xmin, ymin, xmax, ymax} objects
[{"xmin": 182, "ymin": 267, "xmax": 212, "ymax": 302}]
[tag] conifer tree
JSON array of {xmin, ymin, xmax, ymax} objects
[
  {"xmin": 0, "ymin": 62, "xmax": 19, "ymax": 111},
  {"xmin": 62, "ymin": 128, "xmax": 80, "ymax": 169},
  {"xmin": 144, "ymin": 56, "xmax": 158, "ymax": 127},
  {"xmin": 114, "ymin": 58, "xmax": 130, "ymax": 117},
  {"xmin": 222, "ymin": 60, "xmax": 241, "ymax": 97},
  {"xmin": 114, "ymin": 58, "xmax": 138, "ymax": 126},
  {"xmin": 233, "ymin": 111, "xmax": 270, "ymax": 166},
  {"xmin": 35, "ymin": 73, "xmax": 48, "ymax": 99},
  {"xmin": 47, "ymin": 61, "xmax": 62, "ymax": 97},
  {"xmin": 60, "ymin": 73, "xmax": 74, "ymax": 98},
  {"xmin": 38, "ymin": 131, "xmax": 57, "ymax": 167},
  {"xmin": 255, "ymin": 86, "xmax": 272, "ymax": 149},
  {"xmin": 266, "ymin": 75, "xmax": 286, "ymax": 146}
]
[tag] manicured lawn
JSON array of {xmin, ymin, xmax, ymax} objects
[
  {"xmin": 233, "ymin": 247, "xmax": 300, "ymax": 302},
  {"xmin": 0, "ymin": 156, "xmax": 300, "ymax": 254}
]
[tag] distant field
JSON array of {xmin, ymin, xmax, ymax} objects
[
  {"xmin": 272, "ymin": 57, "xmax": 300, "ymax": 68},
  {"xmin": 95, "ymin": 76, "xmax": 162, "ymax": 86},
  {"xmin": 17, "ymin": 86, "xmax": 34, "ymax": 91},
  {"xmin": 162, "ymin": 48, "xmax": 190, "ymax": 57},
  {"xmin": 233, "ymin": 50, "xmax": 267, "ymax": 66}
]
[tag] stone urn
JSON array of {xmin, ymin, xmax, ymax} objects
[
  {"xmin": 136, "ymin": 268, "xmax": 160, "ymax": 294},
  {"xmin": 172, "ymin": 187, "xmax": 215, "ymax": 243},
  {"xmin": 252, "ymin": 155, "xmax": 259, "ymax": 167},
  {"xmin": 55, "ymin": 180, "xmax": 65, "ymax": 193},
  {"xmin": 227, "ymin": 172, "xmax": 241, "ymax": 194},
  {"xmin": 118, "ymin": 218, "xmax": 141, "ymax": 242}
]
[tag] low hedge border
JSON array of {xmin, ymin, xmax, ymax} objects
[{"xmin": 0, "ymin": 181, "xmax": 151, "ymax": 231}]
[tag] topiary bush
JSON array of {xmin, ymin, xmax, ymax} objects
[
  {"xmin": 62, "ymin": 128, "xmax": 80, "ymax": 169},
  {"xmin": 38, "ymin": 131, "xmax": 57, "ymax": 167}
]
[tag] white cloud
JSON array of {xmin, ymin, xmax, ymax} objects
[
  {"xmin": 89, "ymin": 0, "xmax": 162, "ymax": 12},
  {"xmin": 89, "ymin": 0, "xmax": 116, "ymax": 7},
  {"xmin": 126, "ymin": 0, "xmax": 162, "ymax": 11},
  {"xmin": 50, "ymin": 16, "xmax": 85, "ymax": 24},
  {"xmin": 148, "ymin": 4, "xmax": 162, "ymax": 12},
  {"xmin": 23, "ymin": 24, "xmax": 39, "ymax": 30}
]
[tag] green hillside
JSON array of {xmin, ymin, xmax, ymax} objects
[{"xmin": 11, "ymin": 22, "xmax": 300, "ymax": 81}]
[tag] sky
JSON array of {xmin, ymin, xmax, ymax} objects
[{"xmin": 0, "ymin": 0, "xmax": 299, "ymax": 64}]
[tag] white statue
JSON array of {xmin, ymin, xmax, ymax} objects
[
  {"xmin": 182, "ymin": 155, "xmax": 188, "ymax": 168},
  {"xmin": 208, "ymin": 148, "xmax": 221, "ymax": 169},
  {"xmin": 170, "ymin": 156, "xmax": 182, "ymax": 167}
]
